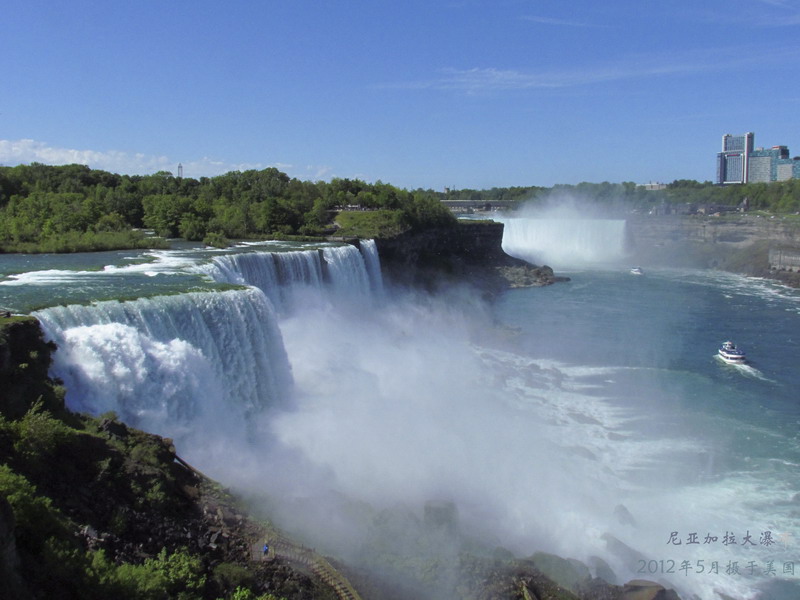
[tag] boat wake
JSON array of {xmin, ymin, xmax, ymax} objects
[{"xmin": 714, "ymin": 355, "xmax": 772, "ymax": 381}]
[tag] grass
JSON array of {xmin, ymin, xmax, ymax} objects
[{"xmin": 333, "ymin": 210, "xmax": 409, "ymax": 239}]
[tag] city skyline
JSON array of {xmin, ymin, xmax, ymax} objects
[
  {"xmin": 717, "ymin": 131, "xmax": 800, "ymax": 184},
  {"xmin": 3, "ymin": 1, "xmax": 800, "ymax": 190}
]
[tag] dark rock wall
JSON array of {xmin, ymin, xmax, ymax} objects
[
  {"xmin": 375, "ymin": 221, "xmax": 508, "ymax": 268},
  {"xmin": 373, "ymin": 221, "xmax": 565, "ymax": 291},
  {"xmin": 0, "ymin": 316, "xmax": 61, "ymax": 420},
  {"xmin": 625, "ymin": 215, "xmax": 800, "ymax": 285}
]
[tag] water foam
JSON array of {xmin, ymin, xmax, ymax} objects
[{"xmin": 35, "ymin": 288, "xmax": 292, "ymax": 438}]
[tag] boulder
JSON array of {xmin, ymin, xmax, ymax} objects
[{"xmin": 621, "ymin": 579, "xmax": 681, "ymax": 600}]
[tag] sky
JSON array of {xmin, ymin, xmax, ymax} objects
[{"xmin": 2, "ymin": 0, "xmax": 800, "ymax": 190}]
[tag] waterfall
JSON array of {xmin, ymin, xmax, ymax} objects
[
  {"xmin": 358, "ymin": 239, "xmax": 385, "ymax": 297},
  {"xmin": 31, "ymin": 242, "xmax": 384, "ymax": 439},
  {"xmin": 500, "ymin": 217, "xmax": 628, "ymax": 267},
  {"xmin": 34, "ymin": 288, "xmax": 292, "ymax": 437},
  {"xmin": 204, "ymin": 243, "xmax": 382, "ymax": 313},
  {"xmin": 205, "ymin": 249, "xmax": 324, "ymax": 313}
]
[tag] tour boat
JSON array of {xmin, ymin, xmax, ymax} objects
[
  {"xmin": 630, "ymin": 267, "xmax": 644, "ymax": 275},
  {"xmin": 718, "ymin": 341, "xmax": 746, "ymax": 364}
]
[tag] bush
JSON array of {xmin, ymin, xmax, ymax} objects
[
  {"xmin": 203, "ymin": 232, "xmax": 230, "ymax": 248},
  {"xmin": 0, "ymin": 464, "xmax": 66, "ymax": 551},
  {"xmin": 212, "ymin": 562, "xmax": 256, "ymax": 595},
  {"xmin": 115, "ymin": 547, "xmax": 206, "ymax": 600}
]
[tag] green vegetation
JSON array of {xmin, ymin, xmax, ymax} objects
[
  {"xmin": 333, "ymin": 210, "xmax": 407, "ymax": 238},
  {"xmin": 0, "ymin": 229, "xmax": 169, "ymax": 254},
  {"xmin": 440, "ymin": 179, "xmax": 800, "ymax": 213},
  {"xmin": 662, "ymin": 178, "xmax": 800, "ymax": 212},
  {"xmin": 0, "ymin": 163, "xmax": 455, "ymax": 253},
  {"xmin": 3, "ymin": 163, "xmax": 797, "ymax": 254}
]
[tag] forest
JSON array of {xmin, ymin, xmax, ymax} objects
[
  {"xmin": 0, "ymin": 164, "xmax": 455, "ymax": 252},
  {"xmin": 1, "ymin": 163, "xmax": 799, "ymax": 253}
]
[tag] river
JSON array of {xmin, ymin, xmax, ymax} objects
[{"xmin": 1, "ymin": 222, "xmax": 798, "ymax": 600}]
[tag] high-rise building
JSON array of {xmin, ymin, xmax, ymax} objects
[
  {"xmin": 749, "ymin": 146, "xmax": 789, "ymax": 183},
  {"xmin": 716, "ymin": 132, "xmax": 755, "ymax": 184},
  {"xmin": 716, "ymin": 132, "xmax": 800, "ymax": 183}
]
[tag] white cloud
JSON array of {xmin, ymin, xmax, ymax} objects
[
  {"xmin": 0, "ymin": 139, "xmax": 173, "ymax": 174},
  {"xmin": 0, "ymin": 139, "xmax": 336, "ymax": 181},
  {"xmin": 305, "ymin": 164, "xmax": 334, "ymax": 180},
  {"xmin": 380, "ymin": 44, "xmax": 800, "ymax": 94}
]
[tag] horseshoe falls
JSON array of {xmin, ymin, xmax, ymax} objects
[
  {"xmin": 4, "ymin": 235, "xmax": 800, "ymax": 600},
  {"xmin": 499, "ymin": 216, "xmax": 628, "ymax": 267}
]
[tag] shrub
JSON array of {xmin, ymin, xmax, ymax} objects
[
  {"xmin": 0, "ymin": 464, "xmax": 66, "ymax": 550},
  {"xmin": 203, "ymin": 232, "xmax": 230, "ymax": 248}
]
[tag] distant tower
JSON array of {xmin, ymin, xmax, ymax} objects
[{"xmin": 177, "ymin": 163, "xmax": 183, "ymax": 178}]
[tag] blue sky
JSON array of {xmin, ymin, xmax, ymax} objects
[{"xmin": 3, "ymin": 0, "xmax": 800, "ymax": 190}]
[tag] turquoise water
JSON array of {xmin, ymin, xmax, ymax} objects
[
  {"xmin": 2, "ymin": 237, "xmax": 799, "ymax": 599},
  {"xmin": 491, "ymin": 266, "xmax": 800, "ymax": 600},
  {"xmin": 0, "ymin": 240, "xmax": 333, "ymax": 312}
]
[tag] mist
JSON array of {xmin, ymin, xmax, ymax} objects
[
  {"xmin": 188, "ymin": 286, "xmax": 622, "ymax": 588},
  {"xmin": 496, "ymin": 192, "xmax": 634, "ymax": 269},
  {"xmin": 36, "ymin": 240, "xmax": 773, "ymax": 600},
  {"xmin": 166, "ymin": 279, "xmax": 713, "ymax": 598}
]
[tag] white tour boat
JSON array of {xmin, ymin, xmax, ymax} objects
[{"xmin": 718, "ymin": 340, "xmax": 746, "ymax": 364}]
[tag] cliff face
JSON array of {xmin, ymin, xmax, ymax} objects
[
  {"xmin": 626, "ymin": 214, "xmax": 800, "ymax": 286},
  {"xmin": 374, "ymin": 221, "xmax": 568, "ymax": 292},
  {"xmin": 375, "ymin": 221, "xmax": 509, "ymax": 266},
  {"xmin": 627, "ymin": 214, "xmax": 800, "ymax": 249},
  {"xmin": 0, "ymin": 316, "xmax": 61, "ymax": 419}
]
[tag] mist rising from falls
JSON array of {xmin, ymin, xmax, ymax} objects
[
  {"xmin": 33, "ymin": 240, "xmax": 736, "ymax": 598},
  {"xmin": 33, "ymin": 243, "xmax": 635, "ymax": 579},
  {"xmin": 495, "ymin": 194, "xmax": 631, "ymax": 268},
  {"xmin": 501, "ymin": 217, "xmax": 628, "ymax": 267}
]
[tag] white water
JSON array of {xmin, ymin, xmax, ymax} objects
[
  {"xmin": 35, "ymin": 288, "xmax": 292, "ymax": 439},
  {"xmin": 499, "ymin": 216, "xmax": 628, "ymax": 267},
  {"xmin": 201, "ymin": 242, "xmax": 382, "ymax": 314}
]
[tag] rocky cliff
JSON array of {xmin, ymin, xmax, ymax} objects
[
  {"xmin": 626, "ymin": 214, "xmax": 800, "ymax": 286},
  {"xmin": 374, "ymin": 220, "xmax": 569, "ymax": 292}
]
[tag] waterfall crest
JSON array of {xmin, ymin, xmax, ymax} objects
[{"xmin": 205, "ymin": 243, "xmax": 383, "ymax": 313}]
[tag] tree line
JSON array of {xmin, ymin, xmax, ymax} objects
[
  {"xmin": 439, "ymin": 179, "xmax": 800, "ymax": 213},
  {"xmin": 2, "ymin": 163, "xmax": 799, "ymax": 252},
  {"xmin": 0, "ymin": 164, "xmax": 455, "ymax": 252}
]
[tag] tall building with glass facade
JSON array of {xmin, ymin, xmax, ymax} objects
[
  {"xmin": 716, "ymin": 133, "xmax": 800, "ymax": 184},
  {"xmin": 716, "ymin": 133, "xmax": 755, "ymax": 184},
  {"xmin": 749, "ymin": 146, "xmax": 789, "ymax": 183}
]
